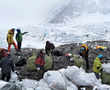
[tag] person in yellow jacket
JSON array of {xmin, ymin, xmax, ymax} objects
[
  {"xmin": 7, "ymin": 28, "xmax": 18, "ymax": 52},
  {"xmin": 93, "ymin": 54, "xmax": 103, "ymax": 79},
  {"xmin": 79, "ymin": 44, "xmax": 89, "ymax": 71}
]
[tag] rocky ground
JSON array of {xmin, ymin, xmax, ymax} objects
[{"xmin": 9, "ymin": 40, "xmax": 110, "ymax": 81}]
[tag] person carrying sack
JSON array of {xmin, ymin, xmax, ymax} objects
[
  {"xmin": 93, "ymin": 54, "xmax": 103, "ymax": 79},
  {"xmin": 79, "ymin": 44, "xmax": 89, "ymax": 72}
]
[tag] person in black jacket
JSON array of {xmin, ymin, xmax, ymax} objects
[
  {"xmin": 0, "ymin": 53, "xmax": 14, "ymax": 82},
  {"xmin": 45, "ymin": 41, "xmax": 55, "ymax": 56}
]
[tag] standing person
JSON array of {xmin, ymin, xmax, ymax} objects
[
  {"xmin": 93, "ymin": 54, "xmax": 103, "ymax": 79},
  {"xmin": 45, "ymin": 41, "xmax": 55, "ymax": 56},
  {"xmin": 0, "ymin": 53, "xmax": 14, "ymax": 82},
  {"xmin": 16, "ymin": 29, "xmax": 28, "ymax": 51},
  {"xmin": 7, "ymin": 28, "xmax": 18, "ymax": 52},
  {"xmin": 79, "ymin": 44, "xmax": 89, "ymax": 72}
]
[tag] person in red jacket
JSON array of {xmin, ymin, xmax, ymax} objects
[{"xmin": 35, "ymin": 50, "xmax": 45, "ymax": 71}]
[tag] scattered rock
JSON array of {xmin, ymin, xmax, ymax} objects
[{"xmin": 9, "ymin": 40, "xmax": 110, "ymax": 80}]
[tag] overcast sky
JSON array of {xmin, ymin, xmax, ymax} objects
[{"xmin": 0, "ymin": 0, "xmax": 62, "ymax": 29}]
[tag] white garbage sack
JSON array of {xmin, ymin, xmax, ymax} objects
[
  {"xmin": 58, "ymin": 68, "xmax": 78, "ymax": 90},
  {"xmin": 35, "ymin": 87, "xmax": 51, "ymax": 90},
  {"xmin": 24, "ymin": 88, "xmax": 34, "ymax": 90},
  {"xmin": 94, "ymin": 84, "xmax": 110, "ymax": 90},
  {"xmin": 0, "ymin": 80, "xmax": 21, "ymax": 90},
  {"xmin": 38, "ymin": 79, "xmax": 49, "ymax": 88},
  {"xmin": 22, "ymin": 79, "xmax": 38, "ymax": 90},
  {"xmin": 43, "ymin": 71, "xmax": 67, "ymax": 90},
  {"xmin": 0, "ymin": 80, "xmax": 8, "ymax": 89},
  {"xmin": 10, "ymin": 72, "xmax": 18, "ymax": 82},
  {"xmin": 64, "ymin": 66, "xmax": 99, "ymax": 86},
  {"xmin": 102, "ymin": 63, "xmax": 110, "ymax": 73},
  {"xmin": 67, "ymin": 81, "xmax": 78, "ymax": 90}
]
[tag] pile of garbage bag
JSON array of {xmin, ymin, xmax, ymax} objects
[{"xmin": 0, "ymin": 66, "xmax": 110, "ymax": 90}]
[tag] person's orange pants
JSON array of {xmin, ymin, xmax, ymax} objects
[{"xmin": 8, "ymin": 42, "xmax": 18, "ymax": 52}]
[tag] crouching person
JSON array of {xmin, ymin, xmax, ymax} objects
[
  {"xmin": 0, "ymin": 53, "xmax": 14, "ymax": 82},
  {"xmin": 93, "ymin": 54, "xmax": 103, "ymax": 79},
  {"xmin": 35, "ymin": 50, "xmax": 45, "ymax": 77}
]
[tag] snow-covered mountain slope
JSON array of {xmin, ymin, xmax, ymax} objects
[{"xmin": 49, "ymin": 0, "xmax": 110, "ymax": 23}]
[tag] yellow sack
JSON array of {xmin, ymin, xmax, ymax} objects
[
  {"xmin": 26, "ymin": 53, "xmax": 36, "ymax": 71},
  {"xmin": 101, "ymin": 71, "xmax": 110, "ymax": 85},
  {"xmin": 44, "ymin": 55, "xmax": 53, "ymax": 70},
  {"xmin": 72, "ymin": 54, "xmax": 86, "ymax": 69}
]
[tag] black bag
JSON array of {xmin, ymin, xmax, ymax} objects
[{"xmin": 15, "ymin": 58, "xmax": 26, "ymax": 67}]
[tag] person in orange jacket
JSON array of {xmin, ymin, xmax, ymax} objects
[{"xmin": 7, "ymin": 28, "xmax": 18, "ymax": 52}]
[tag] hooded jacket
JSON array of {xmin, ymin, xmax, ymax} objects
[
  {"xmin": 35, "ymin": 53, "xmax": 45, "ymax": 66},
  {"xmin": 81, "ymin": 44, "xmax": 88, "ymax": 51},
  {"xmin": 45, "ymin": 41, "xmax": 55, "ymax": 55},
  {"xmin": 16, "ymin": 29, "xmax": 22, "ymax": 42},
  {"xmin": 7, "ymin": 29, "xmax": 14, "ymax": 44},
  {"xmin": 80, "ymin": 44, "xmax": 89, "ymax": 57},
  {"xmin": 0, "ymin": 55, "xmax": 14, "ymax": 74},
  {"xmin": 16, "ymin": 29, "xmax": 27, "ymax": 42},
  {"xmin": 93, "ymin": 57, "xmax": 102, "ymax": 73}
]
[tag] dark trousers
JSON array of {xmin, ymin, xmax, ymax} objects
[
  {"xmin": 94, "ymin": 72, "xmax": 100, "ymax": 79},
  {"xmin": 36, "ymin": 64, "xmax": 44, "ymax": 71},
  {"xmin": 1, "ymin": 72, "xmax": 11, "ymax": 82},
  {"xmin": 79, "ymin": 53, "xmax": 89, "ymax": 70},
  {"xmin": 85, "ymin": 55, "xmax": 89, "ymax": 70},
  {"xmin": 17, "ymin": 42, "xmax": 22, "ymax": 50},
  {"xmin": 36, "ymin": 64, "xmax": 44, "ymax": 78}
]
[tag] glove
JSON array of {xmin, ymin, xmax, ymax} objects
[
  {"xmin": 70, "ymin": 58, "xmax": 73, "ymax": 61},
  {"xmin": 36, "ymin": 67, "xmax": 40, "ymax": 71}
]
